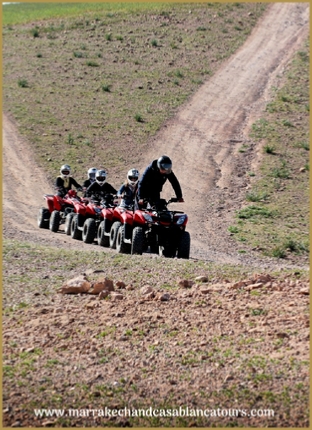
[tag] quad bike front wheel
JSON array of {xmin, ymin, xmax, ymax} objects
[
  {"xmin": 110, "ymin": 221, "xmax": 122, "ymax": 249},
  {"xmin": 64, "ymin": 212, "xmax": 74, "ymax": 235},
  {"xmin": 116, "ymin": 225, "xmax": 131, "ymax": 254},
  {"xmin": 160, "ymin": 245, "xmax": 176, "ymax": 258},
  {"xmin": 49, "ymin": 210, "xmax": 61, "ymax": 233},
  {"xmin": 98, "ymin": 221, "xmax": 110, "ymax": 247},
  {"xmin": 131, "ymin": 226, "xmax": 144, "ymax": 255},
  {"xmin": 177, "ymin": 231, "xmax": 191, "ymax": 259},
  {"xmin": 38, "ymin": 207, "xmax": 50, "ymax": 229},
  {"xmin": 71, "ymin": 214, "xmax": 83, "ymax": 240},
  {"xmin": 82, "ymin": 218, "xmax": 96, "ymax": 244}
]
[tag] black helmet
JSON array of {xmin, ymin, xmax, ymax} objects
[{"xmin": 157, "ymin": 155, "xmax": 172, "ymax": 174}]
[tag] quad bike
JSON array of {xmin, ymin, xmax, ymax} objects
[
  {"xmin": 131, "ymin": 197, "xmax": 190, "ymax": 258},
  {"xmin": 109, "ymin": 203, "xmax": 135, "ymax": 253},
  {"xmin": 71, "ymin": 193, "xmax": 117, "ymax": 244},
  {"xmin": 37, "ymin": 189, "xmax": 82, "ymax": 233}
]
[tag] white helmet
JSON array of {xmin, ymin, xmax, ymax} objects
[
  {"xmin": 127, "ymin": 168, "xmax": 139, "ymax": 186},
  {"xmin": 88, "ymin": 167, "xmax": 97, "ymax": 181},
  {"xmin": 60, "ymin": 164, "xmax": 71, "ymax": 178},
  {"xmin": 95, "ymin": 169, "xmax": 107, "ymax": 185}
]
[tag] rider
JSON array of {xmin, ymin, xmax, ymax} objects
[
  {"xmin": 136, "ymin": 155, "xmax": 184, "ymax": 209},
  {"xmin": 55, "ymin": 164, "xmax": 82, "ymax": 197},
  {"xmin": 85, "ymin": 169, "xmax": 117, "ymax": 200},
  {"xmin": 117, "ymin": 168, "xmax": 140, "ymax": 208},
  {"xmin": 82, "ymin": 167, "xmax": 97, "ymax": 195}
]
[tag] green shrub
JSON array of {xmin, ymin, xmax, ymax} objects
[
  {"xmin": 18, "ymin": 79, "xmax": 29, "ymax": 88},
  {"xmin": 264, "ymin": 144, "xmax": 275, "ymax": 154},
  {"xmin": 228, "ymin": 226, "xmax": 239, "ymax": 233},
  {"xmin": 271, "ymin": 246, "xmax": 286, "ymax": 258},
  {"xmin": 135, "ymin": 113, "xmax": 144, "ymax": 123},
  {"xmin": 86, "ymin": 61, "xmax": 99, "ymax": 67},
  {"xmin": 246, "ymin": 191, "xmax": 268, "ymax": 202},
  {"xmin": 31, "ymin": 28, "xmax": 39, "ymax": 37},
  {"xmin": 102, "ymin": 84, "xmax": 111, "ymax": 92},
  {"xmin": 237, "ymin": 205, "xmax": 274, "ymax": 219}
]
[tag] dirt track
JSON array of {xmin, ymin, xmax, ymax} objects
[{"xmin": 2, "ymin": 2, "xmax": 309, "ymax": 269}]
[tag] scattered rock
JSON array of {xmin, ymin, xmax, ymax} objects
[
  {"xmin": 195, "ymin": 275, "xmax": 208, "ymax": 282},
  {"xmin": 89, "ymin": 278, "xmax": 115, "ymax": 295},
  {"xmin": 98, "ymin": 290, "xmax": 109, "ymax": 300},
  {"xmin": 59, "ymin": 275, "xmax": 91, "ymax": 294},
  {"xmin": 116, "ymin": 280, "xmax": 126, "ymax": 289},
  {"xmin": 178, "ymin": 279, "xmax": 194, "ymax": 288},
  {"xmin": 140, "ymin": 285, "xmax": 153, "ymax": 295},
  {"xmin": 157, "ymin": 293, "xmax": 170, "ymax": 301},
  {"xmin": 111, "ymin": 292, "xmax": 124, "ymax": 301}
]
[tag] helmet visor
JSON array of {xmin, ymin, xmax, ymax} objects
[
  {"xmin": 128, "ymin": 176, "xmax": 138, "ymax": 181},
  {"xmin": 97, "ymin": 176, "xmax": 106, "ymax": 182},
  {"xmin": 61, "ymin": 170, "xmax": 70, "ymax": 176},
  {"xmin": 159, "ymin": 163, "xmax": 172, "ymax": 174}
]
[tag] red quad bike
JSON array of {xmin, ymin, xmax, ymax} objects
[
  {"xmin": 109, "ymin": 203, "xmax": 135, "ymax": 253},
  {"xmin": 37, "ymin": 189, "xmax": 81, "ymax": 233},
  {"xmin": 131, "ymin": 197, "xmax": 190, "ymax": 259},
  {"xmin": 71, "ymin": 194, "xmax": 116, "ymax": 244}
]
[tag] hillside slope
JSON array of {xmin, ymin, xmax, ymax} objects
[{"xmin": 3, "ymin": 2, "xmax": 309, "ymax": 269}]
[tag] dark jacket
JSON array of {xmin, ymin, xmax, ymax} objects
[
  {"xmin": 137, "ymin": 160, "xmax": 182, "ymax": 202},
  {"xmin": 83, "ymin": 178, "xmax": 95, "ymax": 197},
  {"xmin": 55, "ymin": 176, "xmax": 81, "ymax": 196},
  {"xmin": 85, "ymin": 181, "xmax": 117, "ymax": 198},
  {"xmin": 82, "ymin": 178, "xmax": 94, "ymax": 189}
]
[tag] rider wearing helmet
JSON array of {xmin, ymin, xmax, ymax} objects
[
  {"xmin": 136, "ymin": 155, "xmax": 184, "ymax": 208},
  {"xmin": 82, "ymin": 167, "xmax": 97, "ymax": 195},
  {"xmin": 85, "ymin": 169, "xmax": 117, "ymax": 200},
  {"xmin": 55, "ymin": 164, "xmax": 82, "ymax": 197},
  {"xmin": 117, "ymin": 168, "xmax": 140, "ymax": 208}
]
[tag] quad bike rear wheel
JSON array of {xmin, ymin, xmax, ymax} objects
[
  {"xmin": 82, "ymin": 218, "xmax": 96, "ymax": 244},
  {"xmin": 116, "ymin": 225, "xmax": 131, "ymax": 254},
  {"xmin": 131, "ymin": 226, "xmax": 144, "ymax": 255},
  {"xmin": 177, "ymin": 231, "xmax": 191, "ymax": 259},
  {"xmin": 110, "ymin": 221, "xmax": 122, "ymax": 249},
  {"xmin": 64, "ymin": 212, "xmax": 74, "ymax": 235},
  {"xmin": 38, "ymin": 207, "xmax": 50, "ymax": 229},
  {"xmin": 98, "ymin": 220, "xmax": 110, "ymax": 247},
  {"xmin": 49, "ymin": 210, "xmax": 61, "ymax": 233}
]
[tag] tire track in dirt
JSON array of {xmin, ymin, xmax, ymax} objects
[{"xmin": 140, "ymin": 2, "xmax": 309, "ymax": 266}]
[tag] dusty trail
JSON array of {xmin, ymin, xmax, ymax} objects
[{"xmin": 2, "ymin": 2, "xmax": 309, "ymax": 269}]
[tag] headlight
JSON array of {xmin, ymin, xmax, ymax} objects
[
  {"xmin": 176, "ymin": 215, "xmax": 187, "ymax": 225},
  {"xmin": 143, "ymin": 213, "xmax": 153, "ymax": 223}
]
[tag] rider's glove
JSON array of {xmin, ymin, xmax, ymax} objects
[{"xmin": 138, "ymin": 199, "xmax": 144, "ymax": 205}]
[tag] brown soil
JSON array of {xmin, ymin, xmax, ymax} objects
[{"xmin": 2, "ymin": 3, "xmax": 310, "ymax": 427}]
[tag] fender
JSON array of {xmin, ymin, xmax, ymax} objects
[{"xmin": 53, "ymin": 195, "xmax": 63, "ymax": 211}]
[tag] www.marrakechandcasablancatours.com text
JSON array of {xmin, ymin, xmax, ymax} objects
[{"xmin": 34, "ymin": 406, "xmax": 275, "ymax": 419}]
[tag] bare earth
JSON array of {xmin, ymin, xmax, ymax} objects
[
  {"xmin": 2, "ymin": 2, "xmax": 309, "ymax": 270},
  {"xmin": 2, "ymin": 3, "xmax": 310, "ymax": 427}
]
